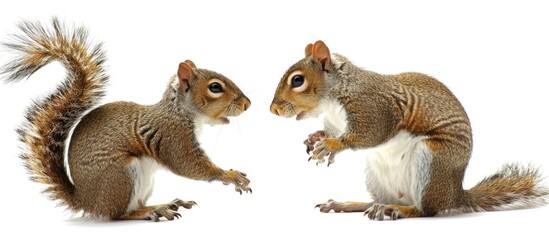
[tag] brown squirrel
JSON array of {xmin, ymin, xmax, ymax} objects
[
  {"xmin": 1, "ymin": 18, "xmax": 252, "ymax": 221},
  {"xmin": 270, "ymin": 40, "xmax": 548, "ymax": 220}
]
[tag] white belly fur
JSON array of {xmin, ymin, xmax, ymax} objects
[
  {"xmin": 126, "ymin": 157, "xmax": 162, "ymax": 212},
  {"xmin": 319, "ymin": 99, "xmax": 432, "ymax": 209},
  {"xmin": 365, "ymin": 131, "xmax": 432, "ymax": 209}
]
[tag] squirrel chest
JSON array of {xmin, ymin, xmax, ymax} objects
[{"xmin": 318, "ymin": 99, "xmax": 349, "ymax": 137}]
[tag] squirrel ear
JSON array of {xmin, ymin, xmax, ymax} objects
[
  {"xmin": 312, "ymin": 40, "xmax": 334, "ymax": 72},
  {"xmin": 177, "ymin": 61, "xmax": 194, "ymax": 92},
  {"xmin": 184, "ymin": 59, "xmax": 197, "ymax": 69},
  {"xmin": 305, "ymin": 43, "xmax": 313, "ymax": 57}
]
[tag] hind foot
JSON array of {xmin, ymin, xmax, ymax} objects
[
  {"xmin": 315, "ymin": 199, "xmax": 373, "ymax": 213},
  {"xmin": 122, "ymin": 198, "xmax": 197, "ymax": 222},
  {"xmin": 364, "ymin": 204, "xmax": 422, "ymax": 221}
]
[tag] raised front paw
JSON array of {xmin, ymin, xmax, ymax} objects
[
  {"xmin": 310, "ymin": 138, "xmax": 344, "ymax": 166},
  {"xmin": 304, "ymin": 130, "xmax": 329, "ymax": 154},
  {"xmin": 223, "ymin": 169, "xmax": 252, "ymax": 195}
]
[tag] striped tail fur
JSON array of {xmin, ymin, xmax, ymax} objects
[
  {"xmin": 1, "ymin": 18, "xmax": 108, "ymax": 210},
  {"xmin": 463, "ymin": 163, "xmax": 548, "ymax": 213}
]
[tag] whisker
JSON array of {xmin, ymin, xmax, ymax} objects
[
  {"xmin": 235, "ymin": 117, "xmax": 241, "ymax": 133},
  {"xmin": 225, "ymin": 104, "xmax": 233, "ymax": 116},
  {"xmin": 213, "ymin": 124, "xmax": 223, "ymax": 153},
  {"xmin": 286, "ymin": 103, "xmax": 297, "ymax": 116},
  {"xmin": 230, "ymin": 104, "xmax": 237, "ymax": 116}
]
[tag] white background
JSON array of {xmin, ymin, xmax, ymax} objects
[{"xmin": 0, "ymin": 0, "xmax": 548, "ymax": 239}]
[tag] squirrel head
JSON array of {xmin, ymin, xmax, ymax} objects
[
  {"xmin": 270, "ymin": 40, "xmax": 335, "ymax": 120},
  {"xmin": 174, "ymin": 60, "xmax": 250, "ymax": 124}
]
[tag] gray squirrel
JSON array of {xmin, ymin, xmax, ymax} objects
[
  {"xmin": 2, "ymin": 18, "xmax": 251, "ymax": 221},
  {"xmin": 270, "ymin": 40, "xmax": 548, "ymax": 220}
]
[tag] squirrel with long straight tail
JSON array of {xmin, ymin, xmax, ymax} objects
[
  {"xmin": 270, "ymin": 40, "xmax": 548, "ymax": 220},
  {"xmin": 2, "ymin": 18, "xmax": 252, "ymax": 221}
]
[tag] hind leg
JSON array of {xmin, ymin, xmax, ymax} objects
[
  {"xmin": 73, "ymin": 165, "xmax": 134, "ymax": 220},
  {"xmin": 420, "ymin": 139, "xmax": 470, "ymax": 216}
]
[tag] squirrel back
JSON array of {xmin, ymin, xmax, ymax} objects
[{"xmin": 2, "ymin": 18, "xmax": 107, "ymax": 209}]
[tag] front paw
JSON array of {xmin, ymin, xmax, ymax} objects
[
  {"xmin": 304, "ymin": 130, "xmax": 329, "ymax": 154},
  {"xmin": 223, "ymin": 169, "xmax": 252, "ymax": 195},
  {"xmin": 310, "ymin": 138, "xmax": 343, "ymax": 166}
]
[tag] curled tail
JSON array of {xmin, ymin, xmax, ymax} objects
[
  {"xmin": 465, "ymin": 163, "xmax": 548, "ymax": 212},
  {"xmin": 1, "ymin": 18, "xmax": 108, "ymax": 210}
]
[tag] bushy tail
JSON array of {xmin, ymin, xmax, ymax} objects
[
  {"xmin": 1, "ymin": 18, "xmax": 108, "ymax": 209},
  {"xmin": 466, "ymin": 163, "xmax": 548, "ymax": 212}
]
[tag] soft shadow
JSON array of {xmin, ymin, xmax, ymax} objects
[{"xmin": 63, "ymin": 216, "xmax": 164, "ymax": 227}]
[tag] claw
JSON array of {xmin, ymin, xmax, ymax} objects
[
  {"xmin": 315, "ymin": 157, "xmax": 325, "ymax": 166},
  {"xmin": 180, "ymin": 200, "xmax": 197, "ymax": 209},
  {"xmin": 327, "ymin": 153, "xmax": 336, "ymax": 167},
  {"xmin": 304, "ymin": 130, "xmax": 329, "ymax": 156},
  {"xmin": 391, "ymin": 211, "xmax": 398, "ymax": 220},
  {"xmin": 225, "ymin": 169, "xmax": 252, "ymax": 195},
  {"xmin": 305, "ymin": 140, "xmax": 312, "ymax": 154}
]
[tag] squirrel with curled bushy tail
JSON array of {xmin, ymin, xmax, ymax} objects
[
  {"xmin": 2, "ymin": 18, "xmax": 252, "ymax": 221},
  {"xmin": 270, "ymin": 40, "xmax": 548, "ymax": 220}
]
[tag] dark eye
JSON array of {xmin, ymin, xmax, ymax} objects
[
  {"xmin": 209, "ymin": 82, "xmax": 223, "ymax": 93},
  {"xmin": 291, "ymin": 75, "xmax": 305, "ymax": 88}
]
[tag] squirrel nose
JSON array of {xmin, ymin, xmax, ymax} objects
[
  {"xmin": 270, "ymin": 103, "xmax": 281, "ymax": 116},
  {"xmin": 242, "ymin": 96, "xmax": 251, "ymax": 111}
]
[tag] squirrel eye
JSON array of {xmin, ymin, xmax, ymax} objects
[
  {"xmin": 291, "ymin": 75, "xmax": 305, "ymax": 88},
  {"xmin": 208, "ymin": 82, "xmax": 223, "ymax": 93}
]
